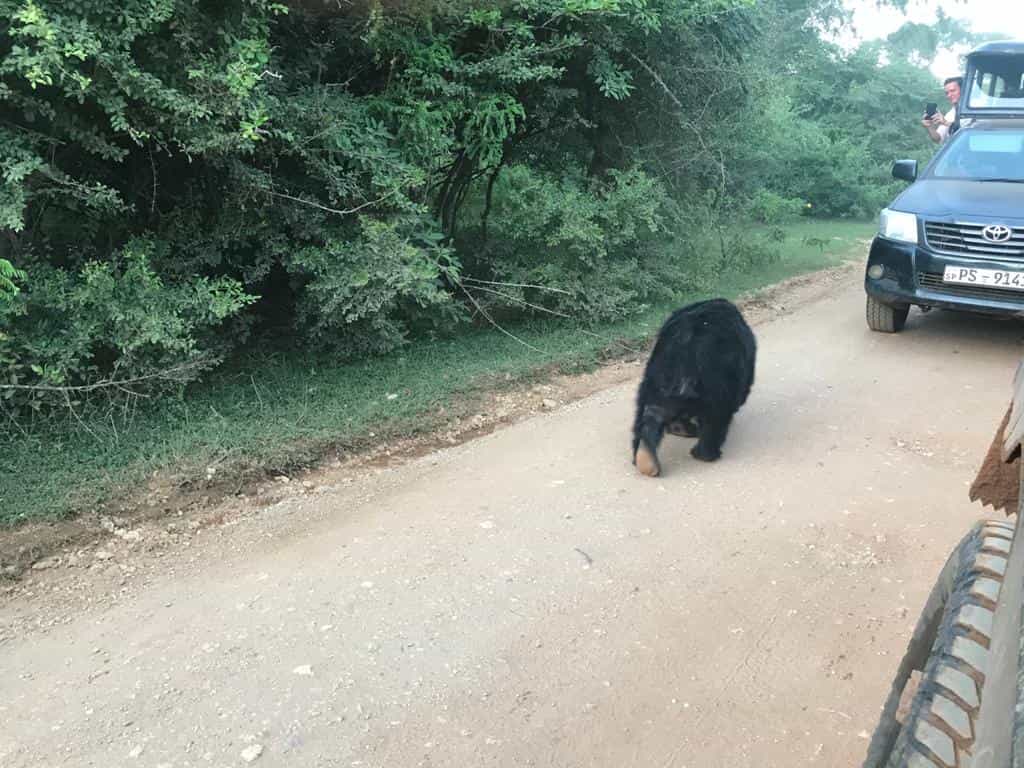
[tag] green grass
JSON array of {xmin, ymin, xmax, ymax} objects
[{"xmin": 0, "ymin": 219, "xmax": 874, "ymax": 526}]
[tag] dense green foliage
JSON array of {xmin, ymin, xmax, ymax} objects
[{"xmin": 0, "ymin": 0, "xmax": 971, "ymax": 419}]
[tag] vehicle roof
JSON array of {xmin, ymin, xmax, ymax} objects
[{"xmin": 969, "ymin": 40, "xmax": 1024, "ymax": 57}]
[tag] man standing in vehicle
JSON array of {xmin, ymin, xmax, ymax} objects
[{"xmin": 922, "ymin": 76, "xmax": 963, "ymax": 144}]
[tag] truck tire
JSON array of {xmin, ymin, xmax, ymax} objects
[
  {"xmin": 862, "ymin": 519, "xmax": 1015, "ymax": 768},
  {"xmin": 866, "ymin": 295, "xmax": 910, "ymax": 333}
]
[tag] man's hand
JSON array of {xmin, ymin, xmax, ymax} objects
[{"xmin": 922, "ymin": 112, "xmax": 944, "ymax": 144}]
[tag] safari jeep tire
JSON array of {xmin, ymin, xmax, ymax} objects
[{"xmin": 862, "ymin": 519, "xmax": 1019, "ymax": 768}]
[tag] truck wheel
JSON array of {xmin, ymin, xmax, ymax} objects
[
  {"xmin": 866, "ymin": 295, "xmax": 910, "ymax": 333},
  {"xmin": 862, "ymin": 520, "xmax": 1015, "ymax": 768}
]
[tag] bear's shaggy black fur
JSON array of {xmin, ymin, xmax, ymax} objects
[{"xmin": 632, "ymin": 298, "xmax": 756, "ymax": 476}]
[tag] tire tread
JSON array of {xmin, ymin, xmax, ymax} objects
[{"xmin": 889, "ymin": 522, "xmax": 1011, "ymax": 767}]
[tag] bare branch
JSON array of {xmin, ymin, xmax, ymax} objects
[
  {"xmin": 0, "ymin": 359, "xmax": 208, "ymax": 394},
  {"xmin": 618, "ymin": 42, "xmax": 728, "ymax": 195},
  {"xmin": 461, "ymin": 276, "xmax": 571, "ymax": 295},
  {"xmin": 464, "ymin": 284, "xmax": 573, "ymax": 319},
  {"xmin": 455, "ymin": 282, "xmax": 544, "ymax": 354},
  {"xmin": 462, "ymin": 284, "xmax": 643, "ymax": 356},
  {"xmin": 265, "ymin": 188, "xmax": 396, "ymax": 216},
  {"xmin": 148, "ymin": 144, "xmax": 158, "ymax": 217},
  {"xmin": 620, "ymin": 46, "xmax": 684, "ymax": 111},
  {"xmin": 63, "ymin": 388, "xmax": 99, "ymax": 440}
]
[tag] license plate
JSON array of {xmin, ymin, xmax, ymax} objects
[{"xmin": 943, "ymin": 266, "xmax": 1024, "ymax": 291}]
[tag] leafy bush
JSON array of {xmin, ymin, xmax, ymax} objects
[
  {"xmin": 747, "ymin": 190, "xmax": 807, "ymax": 225},
  {"xmin": 460, "ymin": 166, "xmax": 682, "ymax": 322},
  {"xmin": 0, "ymin": 258, "xmax": 24, "ymax": 298},
  {"xmin": 0, "ymin": 239, "xmax": 253, "ymax": 415},
  {"xmin": 288, "ymin": 216, "xmax": 465, "ymax": 356}
]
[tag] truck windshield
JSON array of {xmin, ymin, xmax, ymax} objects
[{"xmin": 932, "ymin": 131, "xmax": 1024, "ymax": 182}]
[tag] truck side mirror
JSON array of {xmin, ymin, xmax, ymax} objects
[{"xmin": 892, "ymin": 160, "xmax": 918, "ymax": 183}]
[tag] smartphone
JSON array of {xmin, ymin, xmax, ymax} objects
[{"xmin": 925, "ymin": 102, "xmax": 938, "ymax": 118}]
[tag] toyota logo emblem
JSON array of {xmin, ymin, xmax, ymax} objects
[{"xmin": 983, "ymin": 224, "xmax": 1012, "ymax": 243}]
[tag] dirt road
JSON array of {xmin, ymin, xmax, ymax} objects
[{"xmin": 2, "ymin": 271, "xmax": 1022, "ymax": 768}]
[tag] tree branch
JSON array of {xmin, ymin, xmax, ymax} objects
[
  {"xmin": 265, "ymin": 188, "xmax": 396, "ymax": 216},
  {"xmin": 0, "ymin": 359, "xmax": 209, "ymax": 394}
]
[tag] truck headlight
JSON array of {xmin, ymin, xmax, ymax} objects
[{"xmin": 879, "ymin": 209, "xmax": 918, "ymax": 245}]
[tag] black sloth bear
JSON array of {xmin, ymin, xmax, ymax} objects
[{"xmin": 632, "ymin": 298, "xmax": 756, "ymax": 477}]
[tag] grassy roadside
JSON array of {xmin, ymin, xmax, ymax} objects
[{"xmin": 0, "ymin": 219, "xmax": 874, "ymax": 527}]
